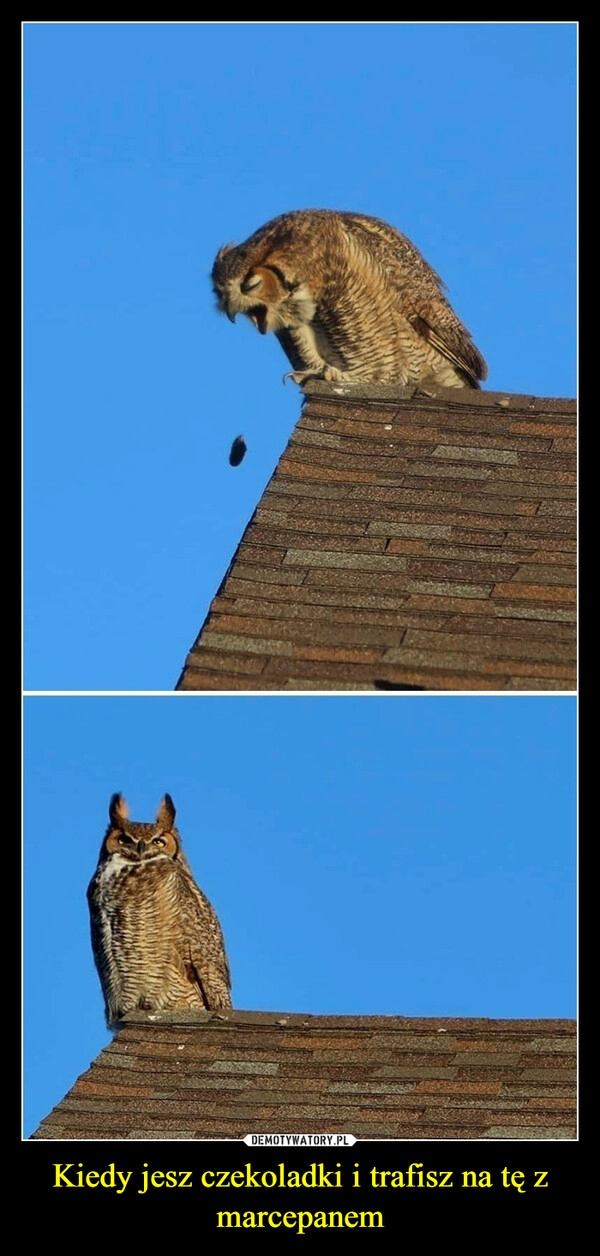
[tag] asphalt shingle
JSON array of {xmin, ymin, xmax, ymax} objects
[{"xmin": 32, "ymin": 1011, "xmax": 576, "ymax": 1141}]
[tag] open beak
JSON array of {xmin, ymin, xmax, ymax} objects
[{"xmin": 248, "ymin": 308, "xmax": 268, "ymax": 335}]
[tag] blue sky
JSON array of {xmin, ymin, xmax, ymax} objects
[
  {"xmin": 23, "ymin": 22, "xmax": 577, "ymax": 692},
  {"xmin": 23, "ymin": 695, "xmax": 576, "ymax": 1138}
]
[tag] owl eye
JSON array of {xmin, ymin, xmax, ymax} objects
[
  {"xmin": 117, "ymin": 834, "xmax": 133, "ymax": 845},
  {"xmin": 152, "ymin": 836, "xmax": 166, "ymax": 846},
  {"xmin": 241, "ymin": 274, "xmax": 262, "ymax": 294}
]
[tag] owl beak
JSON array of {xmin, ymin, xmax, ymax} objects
[
  {"xmin": 137, "ymin": 840, "xmax": 145, "ymax": 855},
  {"xmin": 218, "ymin": 296, "xmax": 237, "ymax": 323},
  {"xmin": 249, "ymin": 308, "xmax": 268, "ymax": 335}
]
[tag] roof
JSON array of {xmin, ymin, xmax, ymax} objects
[
  {"xmin": 176, "ymin": 383, "xmax": 576, "ymax": 691},
  {"xmin": 31, "ymin": 1010, "xmax": 576, "ymax": 1140}
]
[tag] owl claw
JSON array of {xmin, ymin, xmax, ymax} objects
[{"xmin": 283, "ymin": 369, "xmax": 321, "ymax": 387}]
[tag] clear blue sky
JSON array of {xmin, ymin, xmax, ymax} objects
[
  {"xmin": 23, "ymin": 22, "xmax": 577, "ymax": 691},
  {"xmin": 23, "ymin": 695, "xmax": 576, "ymax": 1137}
]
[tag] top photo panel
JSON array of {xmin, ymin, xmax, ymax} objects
[{"xmin": 24, "ymin": 23, "xmax": 576, "ymax": 692}]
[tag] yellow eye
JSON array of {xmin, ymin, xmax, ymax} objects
[
  {"xmin": 241, "ymin": 273, "xmax": 262, "ymax": 294},
  {"xmin": 152, "ymin": 837, "xmax": 166, "ymax": 846}
]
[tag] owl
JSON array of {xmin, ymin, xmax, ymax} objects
[
  {"xmin": 87, "ymin": 793, "xmax": 232, "ymax": 1029},
  {"xmin": 212, "ymin": 209, "xmax": 487, "ymax": 389}
]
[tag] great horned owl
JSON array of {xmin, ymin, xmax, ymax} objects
[
  {"xmin": 212, "ymin": 209, "xmax": 487, "ymax": 389},
  {"xmin": 87, "ymin": 793, "xmax": 232, "ymax": 1029}
]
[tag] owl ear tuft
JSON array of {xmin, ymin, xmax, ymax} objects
[
  {"xmin": 216, "ymin": 243, "xmax": 235, "ymax": 263},
  {"xmin": 156, "ymin": 794, "xmax": 176, "ymax": 831},
  {"xmin": 109, "ymin": 793, "xmax": 129, "ymax": 827}
]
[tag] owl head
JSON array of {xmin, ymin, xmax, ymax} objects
[
  {"xmin": 102, "ymin": 793, "xmax": 181, "ymax": 863},
  {"xmin": 211, "ymin": 243, "xmax": 309, "ymax": 335}
]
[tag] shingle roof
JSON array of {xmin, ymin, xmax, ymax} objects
[
  {"xmin": 177, "ymin": 384, "xmax": 576, "ymax": 691},
  {"xmin": 32, "ymin": 1010, "xmax": 576, "ymax": 1140}
]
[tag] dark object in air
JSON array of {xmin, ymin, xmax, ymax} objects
[{"xmin": 229, "ymin": 435, "xmax": 247, "ymax": 467}]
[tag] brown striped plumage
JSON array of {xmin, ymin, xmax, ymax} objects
[
  {"xmin": 87, "ymin": 794, "xmax": 232, "ymax": 1029},
  {"xmin": 212, "ymin": 209, "xmax": 487, "ymax": 389}
]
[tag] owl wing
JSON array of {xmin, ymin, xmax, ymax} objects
[
  {"xmin": 87, "ymin": 883, "xmax": 104, "ymax": 988},
  {"xmin": 175, "ymin": 871, "xmax": 232, "ymax": 1010},
  {"xmin": 404, "ymin": 299, "xmax": 487, "ymax": 387},
  {"xmin": 87, "ymin": 875, "xmax": 121, "ymax": 1024},
  {"xmin": 342, "ymin": 213, "xmax": 488, "ymax": 386}
]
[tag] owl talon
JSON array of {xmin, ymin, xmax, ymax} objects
[{"xmin": 283, "ymin": 370, "xmax": 320, "ymax": 387}]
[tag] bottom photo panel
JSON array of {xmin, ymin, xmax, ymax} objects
[{"xmin": 24, "ymin": 694, "xmax": 576, "ymax": 1211}]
